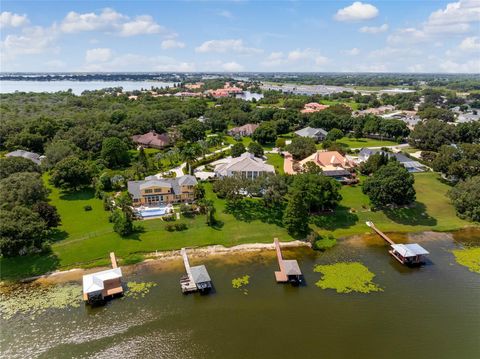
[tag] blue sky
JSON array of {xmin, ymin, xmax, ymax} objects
[{"xmin": 1, "ymin": 0, "xmax": 479, "ymax": 72}]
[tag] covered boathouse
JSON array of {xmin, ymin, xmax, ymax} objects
[
  {"xmin": 274, "ymin": 238, "xmax": 302, "ymax": 284},
  {"xmin": 180, "ymin": 248, "xmax": 212, "ymax": 294},
  {"xmin": 390, "ymin": 244, "xmax": 430, "ymax": 265},
  {"xmin": 82, "ymin": 252, "xmax": 123, "ymax": 304}
]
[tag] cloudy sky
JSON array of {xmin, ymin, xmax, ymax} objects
[{"xmin": 1, "ymin": 0, "xmax": 479, "ymax": 73}]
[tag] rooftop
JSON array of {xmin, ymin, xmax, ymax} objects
[{"xmin": 391, "ymin": 244, "xmax": 429, "ymax": 258}]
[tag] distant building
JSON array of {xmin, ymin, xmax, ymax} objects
[
  {"xmin": 6, "ymin": 150, "xmax": 43, "ymax": 165},
  {"xmin": 127, "ymin": 175, "xmax": 197, "ymax": 206},
  {"xmin": 358, "ymin": 148, "xmax": 427, "ymax": 173},
  {"xmin": 356, "ymin": 105, "xmax": 395, "ymax": 116},
  {"xmin": 300, "ymin": 102, "xmax": 330, "ymax": 114},
  {"xmin": 298, "ymin": 150, "xmax": 357, "ymax": 183},
  {"xmin": 294, "ymin": 126, "xmax": 328, "ymax": 142},
  {"xmin": 228, "ymin": 123, "xmax": 259, "ymax": 137},
  {"xmin": 214, "ymin": 152, "xmax": 275, "ymax": 179},
  {"xmin": 132, "ymin": 131, "xmax": 170, "ymax": 149}
]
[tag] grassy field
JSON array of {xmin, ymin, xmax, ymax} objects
[
  {"xmin": 335, "ymin": 137, "xmax": 400, "ymax": 149},
  {"xmin": 320, "ymin": 99, "xmax": 359, "ymax": 110},
  {"xmin": 1, "ymin": 170, "xmax": 473, "ymax": 281},
  {"xmin": 0, "ymin": 182, "xmax": 292, "ymax": 280},
  {"xmin": 312, "ymin": 172, "xmax": 472, "ymax": 237},
  {"xmin": 266, "ymin": 153, "xmax": 285, "ymax": 175}
]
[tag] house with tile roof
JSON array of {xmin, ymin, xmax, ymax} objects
[
  {"xmin": 299, "ymin": 150, "xmax": 357, "ymax": 183},
  {"xmin": 127, "ymin": 175, "xmax": 197, "ymax": 206},
  {"xmin": 301, "ymin": 102, "xmax": 330, "ymax": 114},
  {"xmin": 132, "ymin": 131, "xmax": 170, "ymax": 149},
  {"xmin": 228, "ymin": 123, "xmax": 259, "ymax": 137},
  {"xmin": 214, "ymin": 152, "xmax": 275, "ymax": 179}
]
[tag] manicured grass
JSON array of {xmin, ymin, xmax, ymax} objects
[
  {"xmin": 335, "ymin": 137, "xmax": 400, "ymax": 149},
  {"xmin": 312, "ymin": 172, "xmax": 472, "ymax": 237},
  {"xmin": 225, "ymin": 135, "xmax": 253, "ymax": 147},
  {"xmin": 266, "ymin": 153, "xmax": 284, "ymax": 175},
  {"xmin": 320, "ymin": 99, "xmax": 359, "ymax": 111},
  {"xmin": 0, "ymin": 182, "xmax": 292, "ymax": 280}
]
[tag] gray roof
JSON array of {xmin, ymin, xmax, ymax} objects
[
  {"xmin": 214, "ymin": 152, "xmax": 274, "ymax": 176},
  {"xmin": 190, "ymin": 265, "xmax": 211, "ymax": 284},
  {"xmin": 358, "ymin": 148, "xmax": 425, "ymax": 168},
  {"xmin": 283, "ymin": 260, "xmax": 302, "ymax": 276},
  {"xmin": 391, "ymin": 243, "xmax": 429, "ymax": 257},
  {"xmin": 295, "ymin": 127, "xmax": 328, "ymax": 138},
  {"xmin": 128, "ymin": 175, "xmax": 197, "ymax": 200},
  {"xmin": 6, "ymin": 150, "xmax": 42, "ymax": 165}
]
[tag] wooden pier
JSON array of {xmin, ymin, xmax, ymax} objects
[
  {"xmin": 82, "ymin": 252, "xmax": 123, "ymax": 303},
  {"xmin": 180, "ymin": 248, "xmax": 212, "ymax": 294},
  {"xmin": 274, "ymin": 238, "xmax": 302, "ymax": 284},
  {"xmin": 366, "ymin": 221, "xmax": 429, "ymax": 265}
]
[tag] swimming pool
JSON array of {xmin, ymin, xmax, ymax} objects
[{"xmin": 137, "ymin": 207, "xmax": 168, "ymax": 218}]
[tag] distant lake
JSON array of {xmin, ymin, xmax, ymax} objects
[{"xmin": 0, "ymin": 80, "xmax": 177, "ymax": 95}]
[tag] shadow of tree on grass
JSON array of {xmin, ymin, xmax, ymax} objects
[
  {"xmin": 383, "ymin": 201, "xmax": 437, "ymax": 226},
  {"xmin": 0, "ymin": 253, "xmax": 60, "ymax": 281},
  {"xmin": 310, "ymin": 205, "xmax": 359, "ymax": 230},
  {"xmin": 59, "ymin": 188, "xmax": 95, "ymax": 201},
  {"xmin": 225, "ymin": 199, "xmax": 285, "ymax": 227}
]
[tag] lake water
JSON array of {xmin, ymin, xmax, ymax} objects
[
  {"xmin": 0, "ymin": 81, "xmax": 177, "ymax": 95},
  {"xmin": 1, "ymin": 231, "xmax": 479, "ymax": 358}
]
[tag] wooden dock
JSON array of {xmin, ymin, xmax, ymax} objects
[
  {"xmin": 274, "ymin": 238, "xmax": 302, "ymax": 284},
  {"xmin": 366, "ymin": 221, "xmax": 395, "ymax": 245},
  {"xmin": 180, "ymin": 248, "xmax": 197, "ymax": 293},
  {"xmin": 82, "ymin": 252, "xmax": 123, "ymax": 303},
  {"xmin": 180, "ymin": 248, "xmax": 212, "ymax": 293}
]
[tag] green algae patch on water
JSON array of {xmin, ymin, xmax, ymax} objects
[
  {"xmin": 124, "ymin": 281, "xmax": 157, "ymax": 299},
  {"xmin": 0, "ymin": 283, "xmax": 82, "ymax": 320},
  {"xmin": 232, "ymin": 275, "xmax": 250, "ymax": 289},
  {"xmin": 313, "ymin": 262, "xmax": 382, "ymax": 294},
  {"xmin": 452, "ymin": 247, "xmax": 480, "ymax": 274}
]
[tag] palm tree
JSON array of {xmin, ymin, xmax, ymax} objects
[{"xmin": 181, "ymin": 143, "xmax": 202, "ymax": 175}]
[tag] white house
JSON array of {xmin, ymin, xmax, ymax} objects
[{"xmin": 214, "ymin": 152, "xmax": 275, "ymax": 179}]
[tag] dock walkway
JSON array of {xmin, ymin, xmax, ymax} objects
[
  {"xmin": 274, "ymin": 238, "xmax": 302, "ymax": 283},
  {"xmin": 180, "ymin": 248, "xmax": 197, "ymax": 292},
  {"xmin": 366, "ymin": 221, "xmax": 395, "ymax": 245}
]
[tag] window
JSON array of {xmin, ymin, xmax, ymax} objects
[
  {"xmin": 144, "ymin": 189, "xmax": 153, "ymax": 194},
  {"xmin": 154, "ymin": 188, "xmax": 162, "ymax": 193}
]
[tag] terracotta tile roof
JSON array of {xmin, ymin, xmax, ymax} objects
[{"xmin": 132, "ymin": 131, "xmax": 170, "ymax": 149}]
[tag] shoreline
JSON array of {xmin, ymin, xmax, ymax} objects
[{"xmin": 12, "ymin": 240, "xmax": 311, "ymax": 285}]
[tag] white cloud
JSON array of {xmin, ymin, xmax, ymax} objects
[
  {"xmin": 261, "ymin": 48, "xmax": 329, "ymax": 69},
  {"xmin": 218, "ymin": 10, "xmax": 233, "ymax": 19},
  {"xmin": 80, "ymin": 53, "xmax": 195, "ymax": 72},
  {"xmin": 161, "ymin": 39, "xmax": 185, "ymax": 49},
  {"xmin": 334, "ymin": 2, "xmax": 379, "ymax": 22},
  {"xmin": 222, "ymin": 61, "xmax": 244, "ymax": 71},
  {"xmin": 85, "ymin": 48, "xmax": 112, "ymax": 63},
  {"xmin": 359, "ymin": 23, "xmax": 388, "ymax": 34},
  {"xmin": 407, "ymin": 64, "xmax": 425, "ymax": 73},
  {"xmin": 60, "ymin": 8, "xmax": 166, "ymax": 36},
  {"xmin": 459, "ymin": 36, "xmax": 480, "ymax": 51},
  {"xmin": 45, "ymin": 59, "xmax": 66, "ymax": 69},
  {"xmin": 0, "ymin": 12, "xmax": 29, "ymax": 28},
  {"xmin": 119, "ymin": 15, "xmax": 165, "ymax": 36},
  {"xmin": 343, "ymin": 48, "xmax": 360, "ymax": 56},
  {"xmin": 1, "ymin": 26, "xmax": 57, "ymax": 59},
  {"xmin": 195, "ymin": 39, "xmax": 262, "ymax": 54},
  {"xmin": 388, "ymin": 0, "xmax": 480, "ymax": 44},
  {"xmin": 439, "ymin": 59, "xmax": 480, "ymax": 73}
]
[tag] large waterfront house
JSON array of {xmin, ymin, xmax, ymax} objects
[
  {"xmin": 228, "ymin": 123, "xmax": 259, "ymax": 137},
  {"xmin": 132, "ymin": 131, "xmax": 170, "ymax": 149},
  {"xmin": 300, "ymin": 102, "xmax": 330, "ymax": 114},
  {"xmin": 357, "ymin": 148, "xmax": 427, "ymax": 173},
  {"xmin": 128, "ymin": 175, "xmax": 197, "ymax": 206},
  {"xmin": 214, "ymin": 152, "xmax": 275, "ymax": 179},
  {"xmin": 294, "ymin": 126, "xmax": 328, "ymax": 142},
  {"xmin": 285, "ymin": 150, "xmax": 357, "ymax": 183},
  {"xmin": 6, "ymin": 150, "xmax": 44, "ymax": 165}
]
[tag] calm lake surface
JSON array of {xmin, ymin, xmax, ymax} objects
[
  {"xmin": 0, "ymin": 81, "xmax": 176, "ymax": 95},
  {"xmin": 1, "ymin": 231, "xmax": 479, "ymax": 359}
]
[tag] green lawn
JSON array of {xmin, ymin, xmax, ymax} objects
[
  {"xmin": 335, "ymin": 137, "xmax": 400, "ymax": 149},
  {"xmin": 0, "ymin": 182, "xmax": 292, "ymax": 280},
  {"xmin": 266, "ymin": 153, "xmax": 284, "ymax": 175},
  {"xmin": 312, "ymin": 172, "xmax": 472, "ymax": 237},
  {"xmin": 320, "ymin": 99, "xmax": 359, "ymax": 111}
]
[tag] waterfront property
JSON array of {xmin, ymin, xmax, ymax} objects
[
  {"xmin": 274, "ymin": 238, "xmax": 302, "ymax": 284},
  {"xmin": 180, "ymin": 248, "xmax": 212, "ymax": 294},
  {"xmin": 228, "ymin": 123, "xmax": 259, "ymax": 137},
  {"xmin": 132, "ymin": 131, "xmax": 170, "ymax": 149},
  {"xmin": 296, "ymin": 150, "xmax": 358, "ymax": 183},
  {"xmin": 214, "ymin": 152, "xmax": 275, "ymax": 179},
  {"xmin": 300, "ymin": 102, "xmax": 330, "ymax": 114},
  {"xmin": 357, "ymin": 148, "xmax": 427, "ymax": 173},
  {"xmin": 128, "ymin": 175, "xmax": 197, "ymax": 206},
  {"xmin": 366, "ymin": 221, "xmax": 429, "ymax": 265},
  {"xmin": 82, "ymin": 252, "xmax": 123, "ymax": 304},
  {"xmin": 6, "ymin": 150, "xmax": 44, "ymax": 165},
  {"xmin": 294, "ymin": 126, "xmax": 328, "ymax": 142}
]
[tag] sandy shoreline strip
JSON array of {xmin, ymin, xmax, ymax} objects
[{"xmin": 15, "ymin": 240, "xmax": 311, "ymax": 284}]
